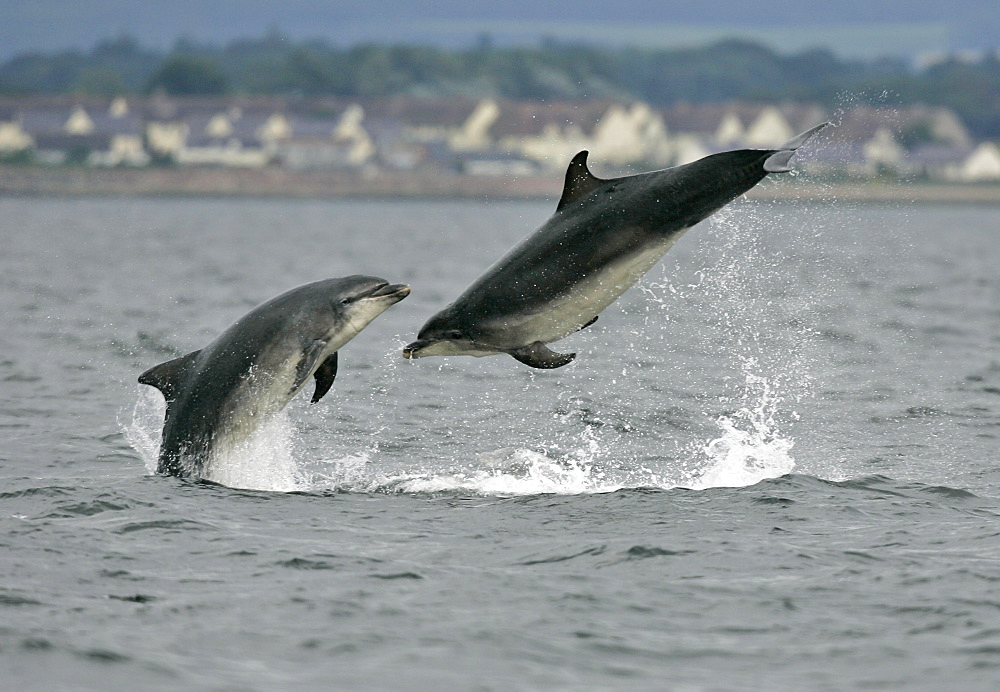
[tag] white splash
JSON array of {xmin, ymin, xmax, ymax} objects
[
  {"xmin": 294, "ymin": 425, "xmax": 624, "ymax": 496},
  {"xmin": 201, "ymin": 411, "xmax": 303, "ymax": 492},
  {"xmin": 122, "ymin": 386, "xmax": 167, "ymax": 475},
  {"xmin": 299, "ymin": 452, "xmax": 374, "ymax": 490},
  {"xmin": 688, "ymin": 362, "xmax": 796, "ymax": 490},
  {"xmin": 123, "ymin": 386, "xmax": 306, "ymax": 491},
  {"xmin": 394, "ymin": 438, "xmax": 621, "ymax": 495}
]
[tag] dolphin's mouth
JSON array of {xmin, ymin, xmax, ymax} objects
[
  {"xmin": 401, "ymin": 339, "xmax": 427, "ymax": 359},
  {"xmin": 367, "ymin": 283, "xmax": 411, "ymax": 300},
  {"xmin": 403, "ymin": 338, "xmax": 501, "ymax": 359}
]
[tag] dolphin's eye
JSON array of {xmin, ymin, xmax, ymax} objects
[
  {"xmin": 339, "ymin": 297, "xmax": 353, "ymax": 306},
  {"xmin": 448, "ymin": 330, "xmax": 463, "ymax": 340}
]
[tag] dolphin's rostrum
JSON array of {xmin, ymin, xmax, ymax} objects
[
  {"xmin": 403, "ymin": 123, "xmax": 829, "ymax": 368},
  {"xmin": 139, "ymin": 276, "xmax": 410, "ymax": 478}
]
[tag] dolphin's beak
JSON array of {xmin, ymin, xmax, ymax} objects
[
  {"xmin": 402, "ymin": 339, "xmax": 429, "ymax": 359},
  {"xmin": 368, "ymin": 283, "xmax": 411, "ymax": 301}
]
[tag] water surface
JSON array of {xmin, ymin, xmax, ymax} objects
[{"xmin": 2, "ymin": 195, "xmax": 999, "ymax": 689}]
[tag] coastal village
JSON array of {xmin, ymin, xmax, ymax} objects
[{"xmin": 1, "ymin": 94, "xmax": 999, "ymax": 186}]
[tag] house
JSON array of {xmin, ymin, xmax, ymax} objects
[
  {"xmin": 86, "ymin": 99, "xmax": 149, "ymax": 166},
  {"xmin": 366, "ymin": 97, "xmax": 484, "ymax": 147},
  {"xmin": 359, "ymin": 97, "xmax": 671, "ymax": 172},
  {"xmin": 0, "ymin": 95, "xmax": 991, "ymax": 184},
  {"xmin": 170, "ymin": 104, "xmax": 273, "ymax": 168},
  {"xmin": 277, "ymin": 104, "xmax": 376, "ymax": 170},
  {"xmin": 588, "ymin": 102, "xmax": 671, "ymax": 168},
  {"xmin": 490, "ymin": 101, "xmax": 605, "ymax": 169},
  {"xmin": 448, "ymin": 99, "xmax": 500, "ymax": 152},
  {"xmin": 827, "ymin": 105, "xmax": 972, "ymax": 149},
  {"xmin": 862, "ymin": 127, "xmax": 908, "ymax": 176},
  {"xmin": 142, "ymin": 98, "xmax": 296, "ymax": 167},
  {"xmin": 0, "ymin": 106, "xmax": 33, "ymax": 157},
  {"xmin": 330, "ymin": 104, "xmax": 375, "ymax": 165},
  {"xmin": 908, "ymin": 142, "xmax": 1000, "ymax": 182},
  {"xmin": 145, "ymin": 120, "xmax": 188, "ymax": 161},
  {"xmin": 659, "ymin": 102, "xmax": 827, "ymax": 155},
  {"xmin": 485, "ymin": 100, "xmax": 672, "ymax": 171},
  {"xmin": 9, "ymin": 98, "xmax": 148, "ymax": 166},
  {"xmin": 958, "ymin": 142, "xmax": 1000, "ymax": 181}
]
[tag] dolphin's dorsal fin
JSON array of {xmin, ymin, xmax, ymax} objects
[
  {"xmin": 557, "ymin": 151, "xmax": 604, "ymax": 211},
  {"xmin": 138, "ymin": 350, "xmax": 201, "ymax": 403},
  {"xmin": 311, "ymin": 352, "xmax": 338, "ymax": 404}
]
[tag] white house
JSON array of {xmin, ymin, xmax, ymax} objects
[
  {"xmin": 0, "ymin": 109, "xmax": 33, "ymax": 156},
  {"xmin": 278, "ymin": 105, "xmax": 376, "ymax": 170},
  {"xmin": 448, "ymin": 99, "xmax": 500, "ymax": 152},
  {"xmin": 743, "ymin": 106, "xmax": 796, "ymax": 148},
  {"xmin": 486, "ymin": 100, "xmax": 672, "ymax": 171},
  {"xmin": 959, "ymin": 142, "xmax": 1000, "ymax": 181},
  {"xmin": 589, "ymin": 102, "xmax": 671, "ymax": 167}
]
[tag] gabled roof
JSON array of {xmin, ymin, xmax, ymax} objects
[
  {"xmin": 7, "ymin": 98, "xmax": 143, "ymax": 137},
  {"xmin": 825, "ymin": 105, "xmax": 971, "ymax": 146},
  {"xmin": 658, "ymin": 102, "xmax": 746, "ymax": 135},
  {"xmin": 360, "ymin": 96, "xmax": 481, "ymax": 129},
  {"xmin": 489, "ymin": 100, "xmax": 611, "ymax": 138},
  {"xmin": 907, "ymin": 143, "xmax": 975, "ymax": 165},
  {"xmin": 658, "ymin": 102, "xmax": 827, "ymax": 138},
  {"xmin": 32, "ymin": 131, "xmax": 114, "ymax": 150}
]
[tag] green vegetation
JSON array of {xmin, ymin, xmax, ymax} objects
[
  {"xmin": 146, "ymin": 54, "xmax": 229, "ymax": 95},
  {"xmin": 1, "ymin": 33, "xmax": 997, "ymax": 137}
]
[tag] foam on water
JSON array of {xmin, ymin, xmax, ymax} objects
[
  {"xmin": 688, "ymin": 366, "xmax": 796, "ymax": 490},
  {"xmin": 124, "ymin": 387, "xmax": 306, "ymax": 491},
  {"xmin": 126, "ymin": 380, "xmax": 794, "ymax": 495},
  {"xmin": 386, "ymin": 429, "xmax": 625, "ymax": 495}
]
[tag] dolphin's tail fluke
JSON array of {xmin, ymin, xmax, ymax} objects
[{"xmin": 763, "ymin": 122, "xmax": 832, "ymax": 173}]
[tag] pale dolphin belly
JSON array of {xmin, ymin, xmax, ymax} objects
[
  {"xmin": 198, "ymin": 347, "xmax": 327, "ymax": 477},
  {"xmin": 502, "ymin": 232, "xmax": 685, "ymax": 346}
]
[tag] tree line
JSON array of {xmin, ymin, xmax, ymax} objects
[{"xmin": 1, "ymin": 32, "xmax": 998, "ymax": 138}]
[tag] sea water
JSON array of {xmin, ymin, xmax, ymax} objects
[{"xmin": 2, "ymin": 194, "xmax": 999, "ymax": 689}]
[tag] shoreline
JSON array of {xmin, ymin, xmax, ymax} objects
[{"xmin": 1, "ymin": 165, "xmax": 998, "ymax": 204}]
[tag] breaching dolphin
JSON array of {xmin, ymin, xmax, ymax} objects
[
  {"xmin": 139, "ymin": 276, "xmax": 410, "ymax": 478},
  {"xmin": 403, "ymin": 123, "xmax": 829, "ymax": 368}
]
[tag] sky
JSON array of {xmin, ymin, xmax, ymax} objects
[{"xmin": 0, "ymin": 0, "xmax": 996, "ymax": 61}]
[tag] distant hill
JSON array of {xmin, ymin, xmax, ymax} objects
[
  {"xmin": 2, "ymin": 35, "xmax": 998, "ymax": 139},
  {"xmin": 0, "ymin": 0, "xmax": 996, "ymax": 60}
]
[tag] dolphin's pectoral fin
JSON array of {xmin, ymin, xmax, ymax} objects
[
  {"xmin": 577, "ymin": 315, "xmax": 598, "ymax": 332},
  {"xmin": 138, "ymin": 350, "xmax": 201, "ymax": 403},
  {"xmin": 292, "ymin": 339, "xmax": 329, "ymax": 396},
  {"xmin": 509, "ymin": 342, "xmax": 576, "ymax": 369},
  {"xmin": 311, "ymin": 352, "xmax": 338, "ymax": 404}
]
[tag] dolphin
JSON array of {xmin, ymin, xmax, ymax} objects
[
  {"xmin": 402, "ymin": 123, "xmax": 829, "ymax": 369},
  {"xmin": 138, "ymin": 276, "xmax": 410, "ymax": 478}
]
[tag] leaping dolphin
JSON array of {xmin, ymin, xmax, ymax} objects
[
  {"xmin": 403, "ymin": 123, "xmax": 829, "ymax": 368},
  {"xmin": 139, "ymin": 276, "xmax": 410, "ymax": 478}
]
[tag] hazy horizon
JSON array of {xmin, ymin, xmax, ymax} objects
[{"xmin": 1, "ymin": 0, "xmax": 997, "ymax": 61}]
